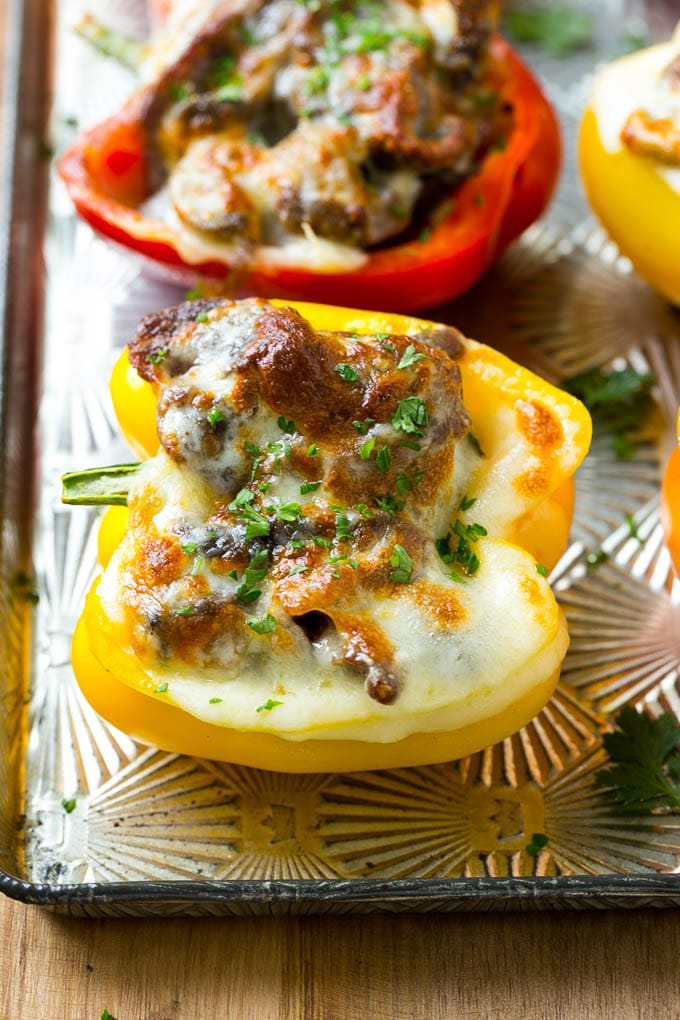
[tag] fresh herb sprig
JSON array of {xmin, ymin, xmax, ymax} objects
[
  {"xmin": 564, "ymin": 365, "xmax": 655, "ymax": 460},
  {"xmin": 595, "ymin": 706, "xmax": 680, "ymax": 811}
]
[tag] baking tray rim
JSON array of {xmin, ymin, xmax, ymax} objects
[{"xmin": 3, "ymin": 0, "xmax": 680, "ymax": 913}]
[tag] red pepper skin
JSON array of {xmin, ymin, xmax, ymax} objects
[{"xmin": 58, "ymin": 37, "xmax": 560, "ymax": 312}]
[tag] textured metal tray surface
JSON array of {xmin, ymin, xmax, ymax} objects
[{"xmin": 3, "ymin": 0, "xmax": 680, "ymax": 915}]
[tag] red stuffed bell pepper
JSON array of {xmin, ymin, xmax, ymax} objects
[{"xmin": 59, "ymin": 2, "xmax": 560, "ymax": 313}]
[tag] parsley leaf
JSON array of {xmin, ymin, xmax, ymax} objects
[
  {"xmin": 565, "ymin": 365, "xmax": 654, "ymax": 461},
  {"xmin": 256, "ymin": 698, "xmax": 283, "ymax": 713},
  {"xmin": 277, "ymin": 416, "xmax": 296, "ymax": 434},
  {"xmin": 62, "ymin": 798, "xmax": 77, "ymax": 814},
  {"xmin": 207, "ymin": 406, "xmax": 224, "ymax": 427},
  {"xmin": 335, "ymin": 362, "xmax": 359, "ymax": 382},
  {"xmin": 595, "ymin": 706, "xmax": 680, "ymax": 810},
  {"xmin": 360, "ymin": 437, "xmax": 376, "ymax": 460},
  {"xmin": 397, "ymin": 345, "xmax": 427, "ymax": 370},
  {"xmin": 247, "ymin": 613, "xmax": 277, "ymax": 635},
  {"xmin": 375, "ymin": 447, "xmax": 391, "ymax": 475},
  {"xmin": 300, "ymin": 481, "xmax": 322, "ymax": 495},
  {"xmin": 353, "ymin": 418, "xmax": 375, "ymax": 435},
  {"xmin": 392, "ymin": 397, "xmax": 428, "ymax": 437},
  {"xmin": 389, "ymin": 544, "xmax": 414, "ymax": 583},
  {"xmin": 146, "ymin": 349, "xmax": 168, "ymax": 365}
]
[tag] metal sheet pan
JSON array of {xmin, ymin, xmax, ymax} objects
[{"xmin": 3, "ymin": 0, "xmax": 680, "ymax": 915}]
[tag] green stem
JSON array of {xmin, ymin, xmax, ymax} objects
[
  {"xmin": 74, "ymin": 14, "xmax": 145, "ymax": 71},
  {"xmin": 61, "ymin": 463, "xmax": 141, "ymax": 506}
]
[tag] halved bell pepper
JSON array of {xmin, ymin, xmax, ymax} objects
[
  {"xmin": 58, "ymin": 37, "xmax": 560, "ymax": 313},
  {"xmin": 67, "ymin": 301, "xmax": 590, "ymax": 772},
  {"xmin": 579, "ymin": 26, "xmax": 680, "ymax": 307}
]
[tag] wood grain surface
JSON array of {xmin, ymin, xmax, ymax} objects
[{"xmin": 3, "ymin": 896, "xmax": 680, "ymax": 1018}]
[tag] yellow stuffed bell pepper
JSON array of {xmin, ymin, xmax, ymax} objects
[
  {"xmin": 579, "ymin": 24, "xmax": 680, "ymax": 307},
  {"xmin": 66, "ymin": 299, "xmax": 591, "ymax": 773}
]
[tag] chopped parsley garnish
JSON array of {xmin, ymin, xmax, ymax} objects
[
  {"xmin": 467, "ymin": 433, "xmax": 485, "ymax": 457},
  {"xmin": 237, "ymin": 585, "xmax": 262, "ymax": 605},
  {"xmin": 335, "ymin": 511, "xmax": 353, "ymax": 541},
  {"xmin": 244, "ymin": 442, "xmax": 262, "ymax": 458},
  {"xmin": 625, "ymin": 512, "xmax": 642, "ymax": 542},
  {"xmin": 389, "ymin": 544, "xmax": 414, "ymax": 584},
  {"xmin": 234, "ymin": 500, "xmax": 270, "ymax": 540},
  {"xmin": 418, "ymin": 228, "xmax": 432, "ymax": 243},
  {"xmin": 169, "ymin": 81, "xmax": 193, "ymax": 102},
  {"xmin": 355, "ymin": 504, "xmax": 375, "ymax": 518},
  {"xmin": 256, "ymin": 698, "xmax": 283, "ymax": 713},
  {"xmin": 335, "ymin": 362, "xmax": 359, "ymax": 382},
  {"xmin": 437, "ymin": 519, "xmax": 487, "ymax": 577},
  {"xmin": 62, "ymin": 798, "xmax": 77, "ymax": 814},
  {"xmin": 237, "ymin": 547, "xmax": 269, "ymax": 603},
  {"xmin": 230, "ymin": 488, "xmax": 255, "ymax": 510},
  {"xmin": 305, "ymin": 65, "xmax": 330, "ymax": 94},
  {"xmin": 399, "ymin": 439, "xmax": 421, "ymax": 452},
  {"xmin": 196, "ymin": 312, "xmax": 209, "ymax": 323},
  {"xmin": 353, "ymin": 419, "xmax": 375, "ymax": 435},
  {"xmin": 276, "ymin": 502, "xmax": 304, "ymax": 522},
  {"xmin": 101, "ymin": 1010, "xmax": 118, "ymax": 1020},
  {"xmin": 307, "ymin": 443, "xmax": 320, "ymax": 457},
  {"xmin": 360, "ymin": 437, "xmax": 376, "ymax": 460},
  {"xmin": 564, "ymin": 365, "xmax": 654, "ymax": 461},
  {"xmin": 586, "ymin": 549, "xmax": 608, "ymax": 570},
  {"xmin": 184, "ymin": 285, "xmax": 203, "ymax": 300},
  {"xmin": 289, "ymin": 564, "xmax": 310, "ymax": 576},
  {"xmin": 300, "ymin": 481, "xmax": 322, "ymax": 495},
  {"xmin": 375, "ymin": 494, "xmax": 404, "ymax": 514},
  {"xmin": 181, "ymin": 542, "xmax": 200, "ymax": 555},
  {"xmin": 397, "ymin": 345, "xmax": 427, "ymax": 370},
  {"xmin": 375, "ymin": 446, "xmax": 391, "ymax": 475},
  {"xmin": 506, "ymin": 6, "xmax": 593, "ymax": 57},
  {"xmin": 173, "ymin": 606, "xmax": 194, "ymax": 617},
  {"xmin": 191, "ymin": 556, "xmax": 205, "ymax": 576},
  {"xmin": 228, "ymin": 569, "xmax": 238, "ymax": 580},
  {"xmin": 536, "ymin": 564, "xmax": 549, "ymax": 577},
  {"xmin": 391, "ymin": 396, "xmax": 428, "ymax": 437},
  {"xmin": 247, "ymin": 613, "xmax": 277, "ymax": 635},
  {"xmin": 459, "ymin": 494, "xmax": 477, "ymax": 512},
  {"xmin": 209, "ymin": 697, "xmax": 223, "ymax": 704},
  {"xmin": 146, "ymin": 349, "xmax": 169, "ymax": 365},
  {"xmin": 526, "ymin": 833, "xmax": 549, "ymax": 857},
  {"xmin": 277, "ymin": 416, "xmax": 296, "ymax": 434},
  {"xmin": 207, "ymin": 406, "xmax": 225, "ymax": 427},
  {"xmin": 358, "ymin": 73, "xmax": 371, "ymax": 90},
  {"xmin": 154, "ymin": 683, "xmax": 169, "ymax": 693},
  {"xmin": 289, "ymin": 540, "xmax": 306, "ymax": 549},
  {"xmin": 595, "ymin": 706, "xmax": 680, "ymax": 811},
  {"xmin": 312, "ymin": 535, "xmax": 332, "ymax": 548}
]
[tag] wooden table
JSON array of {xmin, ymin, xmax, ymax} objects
[{"xmin": 2, "ymin": 896, "xmax": 680, "ymax": 1017}]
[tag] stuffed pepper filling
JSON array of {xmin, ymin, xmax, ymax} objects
[
  {"xmin": 136, "ymin": 0, "xmax": 510, "ymax": 265},
  {"xmin": 87, "ymin": 297, "xmax": 581, "ymax": 745}
]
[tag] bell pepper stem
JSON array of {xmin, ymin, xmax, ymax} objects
[
  {"xmin": 61, "ymin": 463, "xmax": 140, "ymax": 506},
  {"xmin": 74, "ymin": 14, "xmax": 145, "ymax": 71}
]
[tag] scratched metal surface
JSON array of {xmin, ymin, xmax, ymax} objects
[{"xmin": 3, "ymin": 0, "xmax": 680, "ymax": 915}]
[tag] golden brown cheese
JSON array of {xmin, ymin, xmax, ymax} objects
[
  {"xmin": 120, "ymin": 298, "xmax": 471, "ymax": 703},
  {"xmin": 134, "ymin": 0, "xmax": 507, "ymax": 258}
]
